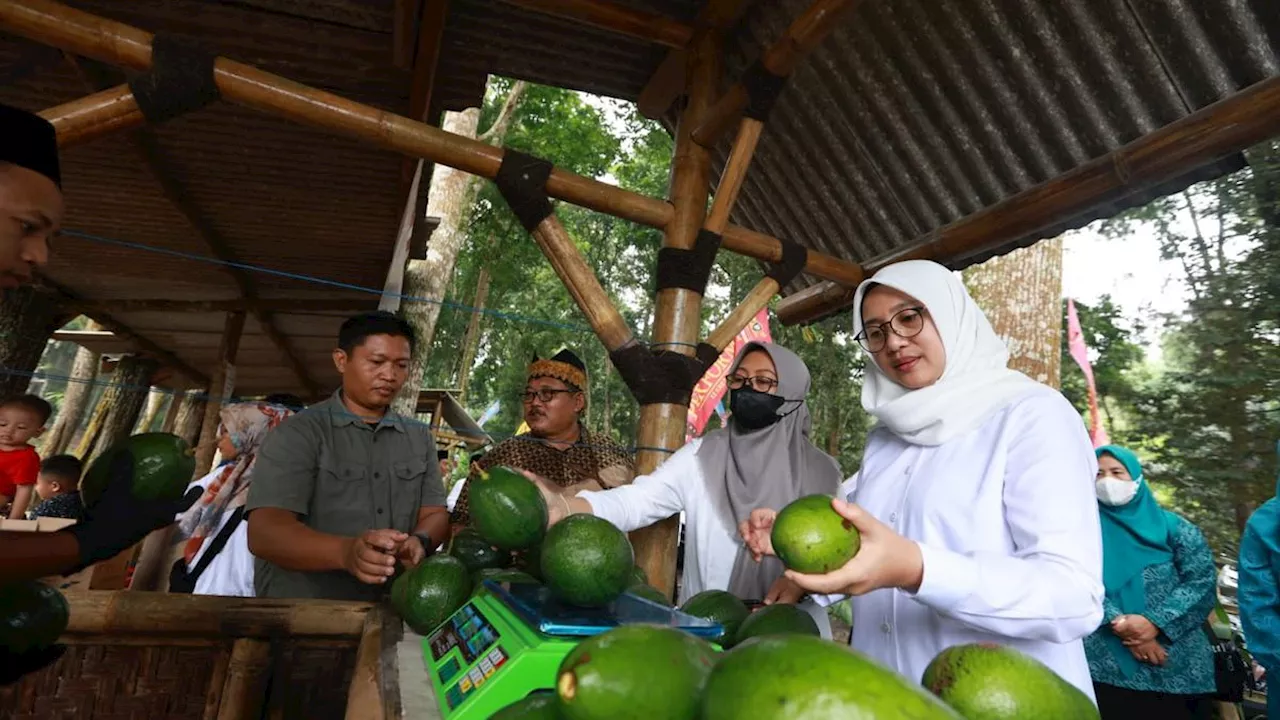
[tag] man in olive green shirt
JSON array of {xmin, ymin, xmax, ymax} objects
[{"xmin": 247, "ymin": 312, "xmax": 449, "ymax": 601}]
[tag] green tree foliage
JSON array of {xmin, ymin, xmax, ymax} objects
[{"xmin": 1058, "ymin": 295, "xmax": 1146, "ymax": 436}]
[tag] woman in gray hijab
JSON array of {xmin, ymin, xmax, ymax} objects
[{"xmin": 530, "ymin": 342, "xmax": 844, "ymax": 615}]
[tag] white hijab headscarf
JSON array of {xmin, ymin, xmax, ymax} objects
[{"xmin": 852, "ymin": 260, "xmax": 1039, "ymax": 446}]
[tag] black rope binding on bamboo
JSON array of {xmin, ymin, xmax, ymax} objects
[
  {"xmin": 741, "ymin": 59, "xmax": 788, "ymax": 121},
  {"xmin": 654, "ymin": 229, "xmax": 722, "ymax": 293},
  {"xmin": 128, "ymin": 34, "xmax": 221, "ymax": 124},
  {"xmin": 765, "ymin": 241, "xmax": 808, "ymax": 287},
  {"xmin": 610, "ymin": 341, "xmax": 720, "ymax": 407},
  {"xmin": 495, "ymin": 150, "xmax": 555, "ymax": 232}
]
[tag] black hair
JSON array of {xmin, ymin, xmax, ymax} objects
[
  {"xmin": 469, "ymin": 452, "xmax": 485, "ymax": 464},
  {"xmin": 39, "ymin": 454, "xmax": 82, "ymax": 487},
  {"xmin": 264, "ymin": 393, "xmax": 305, "ymax": 410},
  {"xmin": 1, "ymin": 394, "xmax": 52, "ymax": 425},
  {"xmin": 338, "ymin": 311, "xmax": 416, "ymax": 355},
  {"xmin": 437, "ymin": 449, "xmax": 450, "ymax": 461}
]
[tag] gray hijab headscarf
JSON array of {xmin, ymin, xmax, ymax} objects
[{"xmin": 696, "ymin": 342, "xmax": 844, "ymax": 600}]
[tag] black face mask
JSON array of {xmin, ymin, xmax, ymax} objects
[{"xmin": 729, "ymin": 387, "xmax": 790, "ymax": 431}]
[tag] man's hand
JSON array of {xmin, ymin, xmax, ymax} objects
[
  {"xmin": 1114, "ymin": 614, "xmax": 1160, "ymax": 644},
  {"xmin": 343, "ymin": 529, "xmax": 406, "ymax": 584},
  {"xmin": 784, "ymin": 499, "xmax": 923, "ymax": 597},
  {"xmin": 738, "ymin": 509, "xmax": 778, "ymax": 562},
  {"xmin": 396, "ymin": 535, "xmax": 426, "ymax": 569},
  {"xmin": 69, "ymin": 450, "xmax": 202, "ymax": 570},
  {"xmin": 518, "ymin": 469, "xmax": 572, "ymax": 525},
  {"xmin": 764, "ymin": 574, "xmax": 805, "ymax": 605},
  {"xmin": 1128, "ymin": 639, "xmax": 1168, "ymax": 666}
]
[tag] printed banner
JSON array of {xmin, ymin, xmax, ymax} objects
[{"xmin": 1066, "ymin": 298, "xmax": 1110, "ymax": 447}]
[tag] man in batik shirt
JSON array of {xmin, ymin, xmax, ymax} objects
[{"xmin": 450, "ymin": 349, "xmax": 634, "ymax": 529}]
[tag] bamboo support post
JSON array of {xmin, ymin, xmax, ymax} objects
[
  {"xmin": 9, "ymin": 0, "xmax": 862, "ymax": 287},
  {"xmin": 504, "ymin": 0, "xmax": 693, "ymax": 48},
  {"xmin": 692, "ymin": 0, "xmax": 860, "ymax": 147},
  {"xmin": 704, "ymin": 118, "xmax": 764, "ymax": 235},
  {"xmin": 776, "ymin": 71, "xmax": 1280, "ymax": 324},
  {"xmin": 62, "ymin": 591, "xmax": 373, "ymax": 637},
  {"xmin": 344, "ymin": 606, "xmax": 388, "ymax": 720},
  {"xmin": 215, "ymin": 638, "xmax": 271, "ymax": 720},
  {"xmin": 707, "ymin": 277, "xmax": 781, "ymax": 352},
  {"xmin": 528, "ymin": 215, "xmax": 636, "ymax": 352},
  {"xmin": 194, "ymin": 311, "xmax": 246, "ymax": 476},
  {"xmin": 630, "ymin": 29, "xmax": 722, "ymax": 599},
  {"xmin": 38, "ymin": 83, "xmax": 144, "ymax": 148}
]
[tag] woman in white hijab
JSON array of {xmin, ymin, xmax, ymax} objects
[
  {"xmin": 529, "ymin": 342, "xmax": 843, "ymax": 620},
  {"xmin": 742, "ymin": 260, "xmax": 1104, "ymax": 700}
]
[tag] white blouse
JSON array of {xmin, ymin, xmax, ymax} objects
[
  {"xmin": 579, "ymin": 439, "xmax": 832, "ymax": 635},
  {"xmin": 178, "ymin": 467, "xmax": 256, "ymax": 597},
  {"xmin": 826, "ymin": 385, "xmax": 1104, "ymax": 700}
]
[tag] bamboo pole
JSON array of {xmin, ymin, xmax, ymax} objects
[
  {"xmin": 630, "ymin": 29, "xmax": 722, "ymax": 599},
  {"xmin": 343, "ymin": 606, "xmax": 387, "ymax": 720},
  {"xmin": 216, "ymin": 638, "xmax": 271, "ymax": 720},
  {"xmin": 707, "ymin": 277, "xmax": 780, "ymax": 353},
  {"xmin": 503, "ymin": 0, "xmax": 694, "ymax": 49},
  {"xmin": 528, "ymin": 215, "xmax": 636, "ymax": 353},
  {"xmin": 38, "ymin": 83, "xmax": 144, "ymax": 148},
  {"xmin": 776, "ymin": 71, "xmax": 1280, "ymax": 325},
  {"xmin": 194, "ymin": 311, "xmax": 246, "ymax": 476},
  {"xmin": 62, "ymin": 591, "xmax": 373, "ymax": 637},
  {"xmin": 692, "ymin": 0, "xmax": 861, "ymax": 147},
  {"xmin": 704, "ymin": 118, "xmax": 764, "ymax": 235},
  {"xmin": 9, "ymin": 0, "xmax": 863, "ymax": 287}
]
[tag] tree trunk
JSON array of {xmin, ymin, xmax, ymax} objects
[
  {"xmin": 134, "ymin": 387, "xmax": 165, "ymax": 434},
  {"xmin": 43, "ymin": 320, "xmax": 102, "ymax": 455},
  {"xmin": 393, "ymin": 81, "xmax": 528, "ymax": 417},
  {"xmin": 0, "ymin": 286, "xmax": 64, "ymax": 398},
  {"xmin": 963, "ymin": 238, "xmax": 1065, "ymax": 388},
  {"xmin": 160, "ymin": 389, "xmax": 183, "ymax": 433},
  {"xmin": 87, "ymin": 355, "xmax": 160, "ymax": 463},
  {"xmin": 173, "ymin": 390, "xmax": 207, "ymax": 447},
  {"xmin": 455, "ymin": 264, "xmax": 491, "ymax": 405}
]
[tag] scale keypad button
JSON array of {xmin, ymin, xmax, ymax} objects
[
  {"xmin": 459, "ymin": 677, "xmax": 472, "ymax": 693},
  {"xmin": 488, "ymin": 647, "xmax": 506, "ymax": 668},
  {"xmin": 468, "ymin": 667, "xmax": 485, "ymax": 688}
]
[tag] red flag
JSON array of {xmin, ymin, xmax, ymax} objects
[
  {"xmin": 1066, "ymin": 298, "xmax": 1110, "ymax": 447},
  {"xmin": 687, "ymin": 309, "xmax": 772, "ymax": 440}
]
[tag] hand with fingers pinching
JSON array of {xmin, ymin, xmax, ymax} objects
[
  {"xmin": 343, "ymin": 529, "xmax": 407, "ymax": 585},
  {"xmin": 783, "ymin": 498, "xmax": 924, "ymax": 597},
  {"xmin": 764, "ymin": 574, "xmax": 805, "ymax": 605},
  {"xmin": 738, "ymin": 508, "xmax": 778, "ymax": 562}
]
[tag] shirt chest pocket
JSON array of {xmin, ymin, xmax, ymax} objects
[
  {"xmin": 312, "ymin": 459, "xmax": 371, "ymax": 531},
  {"xmin": 390, "ymin": 460, "xmax": 426, "ymax": 530}
]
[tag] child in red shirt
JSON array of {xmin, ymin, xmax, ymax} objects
[{"xmin": 0, "ymin": 394, "xmax": 52, "ymax": 520}]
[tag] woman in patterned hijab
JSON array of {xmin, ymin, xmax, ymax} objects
[{"xmin": 172, "ymin": 401, "xmax": 294, "ymax": 595}]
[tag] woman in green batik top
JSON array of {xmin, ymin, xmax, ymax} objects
[{"xmin": 1085, "ymin": 444, "xmax": 1217, "ymax": 719}]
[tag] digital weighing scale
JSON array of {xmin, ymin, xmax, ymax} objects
[{"xmin": 421, "ymin": 580, "xmax": 723, "ymax": 719}]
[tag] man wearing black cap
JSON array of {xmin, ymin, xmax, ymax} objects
[
  {"xmin": 450, "ymin": 349, "xmax": 634, "ymax": 529},
  {"xmin": 0, "ymin": 104, "xmax": 201, "ymax": 682},
  {"xmin": 0, "ymin": 103, "xmax": 63, "ymax": 287}
]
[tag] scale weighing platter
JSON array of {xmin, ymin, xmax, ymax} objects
[{"xmin": 422, "ymin": 581, "xmax": 722, "ymax": 719}]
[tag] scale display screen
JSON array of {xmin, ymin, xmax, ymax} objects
[{"xmin": 489, "ymin": 580, "xmax": 723, "ymax": 638}]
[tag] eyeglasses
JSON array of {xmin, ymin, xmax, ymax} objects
[
  {"xmin": 727, "ymin": 375, "xmax": 779, "ymax": 393},
  {"xmin": 856, "ymin": 306, "xmax": 927, "ymax": 353},
  {"xmin": 520, "ymin": 388, "xmax": 578, "ymax": 404}
]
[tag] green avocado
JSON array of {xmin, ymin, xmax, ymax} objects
[
  {"xmin": 770, "ymin": 494, "xmax": 860, "ymax": 574},
  {"xmin": 490, "ymin": 692, "xmax": 563, "ymax": 719},
  {"xmin": 540, "ymin": 515, "xmax": 633, "ymax": 607},
  {"xmin": 395, "ymin": 554, "xmax": 471, "ymax": 635},
  {"xmin": 701, "ymin": 635, "xmax": 963, "ymax": 720},
  {"xmin": 450, "ymin": 527, "xmax": 512, "ymax": 573},
  {"xmin": 626, "ymin": 583, "xmax": 671, "ymax": 606},
  {"xmin": 557, "ymin": 624, "xmax": 716, "ymax": 720},
  {"xmin": 734, "ymin": 603, "xmax": 820, "ymax": 642},
  {"xmin": 628, "ymin": 565, "xmax": 648, "ymax": 586},
  {"xmin": 922, "ymin": 643, "xmax": 1099, "ymax": 720},
  {"xmin": 81, "ymin": 432, "xmax": 196, "ymax": 509},
  {"xmin": 679, "ymin": 590, "xmax": 749, "ymax": 647},
  {"xmin": 469, "ymin": 466, "xmax": 549, "ymax": 550},
  {"xmin": 0, "ymin": 581, "xmax": 69, "ymax": 656}
]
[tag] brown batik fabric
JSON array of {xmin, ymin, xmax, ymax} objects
[{"xmin": 451, "ymin": 426, "xmax": 635, "ymax": 525}]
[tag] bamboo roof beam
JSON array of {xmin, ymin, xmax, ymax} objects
[
  {"xmin": 38, "ymin": 82, "xmax": 143, "ymax": 148},
  {"xmin": 776, "ymin": 72, "xmax": 1280, "ymax": 326},
  {"xmin": 65, "ymin": 298, "xmax": 373, "ymax": 314},
  {"xmin": 692, "ymin": 0, "xmax": 863, "ymax": 147},
  {"xmin": 502, "ymin": 0, "xmax": 694, "ymax": 48},
  {"xmin": 4, "ymin": 1, "xmax": 867, "ymax": 285},
  {"xmin": 636, "ymin": 0, "xmax": 751, "ymax": 119}
]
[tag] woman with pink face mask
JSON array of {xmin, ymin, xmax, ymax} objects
[{"xmin": 742, "ymin": 259, "xmax": 1104, "ymax": 702}]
